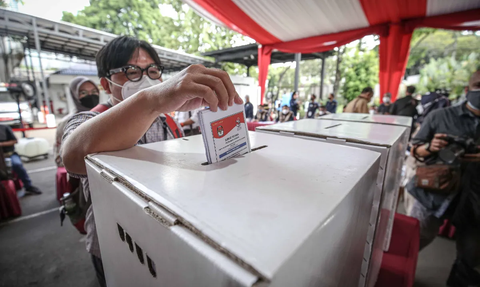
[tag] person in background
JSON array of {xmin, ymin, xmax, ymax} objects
[
  {"xmin": 406, "ymin": 70, "xmax": 480, "ymax": 286},
  {"xmin": 390, "ymin": 85, "xmax": 418, "ymax": 118},
  {"xmin": 306, "ymin": 94, "xmax": 320, "ymax": 118},
  {"xmin": 344, "ymin": 87, "xmax": 373, "ymax": 114},
  {"xmin": 290, "ymin": 91, "xmax": 300, "ymax": 117},
  {"xmin": 377, "ymin": 93, "xmax": 392, "ymax": 115},
  {"xmin": 318, "ymin": 106, "xmax": 327, "ymax": 117},
  {"xmin": 61, "ymin": 36, "xmax": 240, "ymax": 287},
  {"xmin": 244, "ymin": 95, "xmax": 254, "ymax": 121},
  {"xmin": 254, "ymin": 104, "xmax": 269, "ymax": 122},
  {"xmin": 0, "ymin": 125, "xmax": 42, "ymax": 195},
  {"xmin": 175, "ymin": 108, "xmax": 202, "ymax": 136},
  {"xmin": 55, "ymin": 77, "xmax": 100, "ymax": 167},
  {"xmin": 278, "ymin": 105, "xmax": 294, "ymax": 122},
  {"xmin": 325, "ymin": 93, "xmax": 337, "ymax": 114},
  {"xmin": 390, "ymin": 86, "xmax": 418, "ymax": 137},
  {"xmin": 416, "ymin": 90, "xmax": 450, "ymax": 126}
]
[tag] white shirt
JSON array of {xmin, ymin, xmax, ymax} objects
[{"xmin": 174, "ymin": 108, "xmax": 201, "ymax": 130}]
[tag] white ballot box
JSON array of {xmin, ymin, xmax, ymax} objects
[
  {"xmin": 86, "ymin": 132, "xmax": 381, "ymax": 287},
  {"xmin": 320, "ymin": 113, "xmax": 412, "ymax": 134},
  {"xmin": 256, "ymin": 120, "xmax": 409, "ymax": 287}
]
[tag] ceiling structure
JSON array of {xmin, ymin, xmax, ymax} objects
[
  {"xmin": 202, "ymin": 44, "xmax": 334, "ymax": 67},
  {"xmin": 0, "ymin": 8, "xmax": 214, "ymax": 73}
]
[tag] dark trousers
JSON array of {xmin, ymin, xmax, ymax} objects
[
  {"xmin": 91, "ymin": 255, "xmax": 106, "ymax": 287},
  {"xmin": 409, "ymin": 199, "xmax": 480, "ymax": 285},
  {"xmin": 10, "ymin": 153, "xmax": 31, "ymax": 189}
]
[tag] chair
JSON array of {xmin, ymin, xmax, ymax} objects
[
  {"xmin": 56, "ymin": 167, "xmax": 71, "ymax": 202},
  {"xmin": 0, "ymin": 149, "xmax": 22, "ymax": 219},
  {"xmin": 376, "ymin": 213, "xmax": 420, "ymax": 287}
]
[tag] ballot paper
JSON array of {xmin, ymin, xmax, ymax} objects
[{"xmin": 198, "ymin": 103, "xmax": 251, "ymax": 163}]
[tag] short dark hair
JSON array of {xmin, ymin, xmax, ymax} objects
[
  {"xmin": 406, "ymin": 85, "xmax": 416, "ymax": 95},
  {"xmin": 329, "ymin": 93, "xmax": 335, "ymax": 98},
  {"xmin": 361, "ymin": 87, "xmax": 373, "ymax": 94},
  {"xmin": 96, "ymin": 36, "xmax": 162, "ymax": 78},
  {"xmin": 282, "ymin": 105, "xmax": 289, "ymax": 108}
]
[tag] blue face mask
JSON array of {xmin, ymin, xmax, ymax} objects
[{"xmin": 467, "ymin": 90, "xmax": 480, "ymax": 111}]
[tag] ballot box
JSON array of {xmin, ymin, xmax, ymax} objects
[
  {"xmin": 86, "ymin": 132, "xmax": 381, "ymax": 287},
  {"xmin": 319, "ymin": 113, "xmax": 412, "ymax": 134},
  {"xmin": 256, "ymin": 120, "xmax": 409, "ymax": 287}
]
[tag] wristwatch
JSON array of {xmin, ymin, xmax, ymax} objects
[{"xmin": 424, "ymin": 142, "xmax": 432, "ymax": 153}]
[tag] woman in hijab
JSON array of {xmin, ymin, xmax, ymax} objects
[{"xmin": 55, "ymin": 77, "xmax": 99, "ymax": 166}]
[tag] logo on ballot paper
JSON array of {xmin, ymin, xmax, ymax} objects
[
  {"xmin": 211, "ymin": 112, "xmax": 245, "ymax": 139},
  {"xmin": 217, "ymin": 126, "xmax": 224, "ymax": 137}
]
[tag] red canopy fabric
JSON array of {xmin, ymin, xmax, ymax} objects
[
  {"xmin": 185, "ymin": 0, "xmax": 480, "ymax": 102},
  {"xmin": 379, "ymin": 24, "xmax": 413, "ymax": 101}
]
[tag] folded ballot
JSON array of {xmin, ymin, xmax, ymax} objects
[{"xmin": 198, "ymin": 104, "xmax": 251, "ymax": 163}]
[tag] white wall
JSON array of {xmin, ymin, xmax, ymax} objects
[
  {"xmin": 230, "ymin": 75, "xmax": 259, "ymax": 111},
  {"xmin": 47, "ymin": 74, "xmax": 108, "ymax": 115}
]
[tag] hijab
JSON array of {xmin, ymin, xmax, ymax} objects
[{"xmin": 69, "ymin": 76, "xmax": 99, "ymax": 114}]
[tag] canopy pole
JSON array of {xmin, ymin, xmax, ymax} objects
[
  {"xmin": 294, "ymin": 53, "xmax": 301, "ymax": 92},
  {"xmin": 32, "ymin": 18, "xmax": 51, "ymax": 113},
  {"xmin": 246, "ymin": 65, "xmax": 251, "ymax": 77},
  {"xmin": 319, "ymin": 55, "xmax": 325, "ymax": 100},
  {"xmin": 23, "ymin": 47, "xmax": 31, "ymax": 81}
]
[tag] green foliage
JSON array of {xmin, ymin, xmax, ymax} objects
[
  {"xmin": 341, "ymin": 49, "xmax": 379, "ymax": 102},
  {"xmin": 407, "ymin": 29, "xmax": 480, "ymax": 76},
  {"xmin": 1, "ymin": 0, "xmax": 23, "ymax": 7},
  {"xmin": 417, "ymin": 52, "xmax": 480, "ymax": 95},
  {"xmin": 61, "ymin": 0, "xmax": 250, "ymax": 74}
]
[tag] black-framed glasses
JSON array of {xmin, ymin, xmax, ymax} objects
[{"xmin": 107, "ymin": 64, "xmax": 164, "ymax": 82}]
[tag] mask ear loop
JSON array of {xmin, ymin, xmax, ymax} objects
[{"xmin": 105, "ymin": 78, "xmax": 123, "ymax": 103}]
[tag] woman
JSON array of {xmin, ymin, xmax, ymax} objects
[{"xmin": 55, "ymin": 77, "xmax": 100, "ymax": 166}]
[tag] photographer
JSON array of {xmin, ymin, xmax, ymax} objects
[{"xmin": 408, "ymin": 70, "xmax": 480, "ymax": 286}]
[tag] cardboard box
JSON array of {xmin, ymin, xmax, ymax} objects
[
  {"xmin": 256, "ymin": 120, "xmax": 409, "ymax": 287},
  {"xmin": 319, "ymin": 114, "xmax": 412, "ymax": 134},
  {"xmin": 86, "ymin": 132, "xmax": 381, "ymax": 287}
]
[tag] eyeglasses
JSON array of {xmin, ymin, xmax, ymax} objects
[
  {"xmin": 107, "ymin": 64, "xmax": 164, "ymax": 82},
  {"xmin": 79, "ymin": 90, "xmax": 99, "ymax": 97}
]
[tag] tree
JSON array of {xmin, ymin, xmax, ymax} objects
[
  {"xmin": 417, "ymin": 52, "xmax": 479, "ymax": 96},
  {"xmin": 406, "ymin": 29, "xmax": 480, "ymax": 76},
  {"xmin": 341, "ymin": 49, "xmax": 379, "ymax": 102},
  {"xmin": 333, "ymin": 46, "xmax": 346, "ymax": 96}
]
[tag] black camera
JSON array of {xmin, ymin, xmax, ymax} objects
[{"xmin": 438, "ymin": 135, "xmax": 478, "ymax": 164}]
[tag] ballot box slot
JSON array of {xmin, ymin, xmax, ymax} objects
[
  {"xmin": 86, "ymin": 156, "xmax": 270, "ymax": 283},
  {"xmin": 323, "ymin": 123, "xmax": 342, "ymax": 129},
  {"xmin": 201, "ymin": 145, "xmax": 268, "ymax": 166}
]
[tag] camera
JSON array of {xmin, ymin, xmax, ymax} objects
[{"xmin": 438, "ymin": 135, "xmax": 478, "ymax": 164}]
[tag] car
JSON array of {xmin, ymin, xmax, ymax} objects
[{"xmin": 0, "ymin": 85, "xmax": 34, "ymax": 128}]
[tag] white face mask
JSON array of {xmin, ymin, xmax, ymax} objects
[
  {"xmin": 107, "ymin": 76, "xmax": 160, "ymax": 102},
  {"xmin": 416, "ymin": 104, "xmax": 424, "ymax": 115},
  {"xmin": 282, "ymin": 110, "xmax": 288, "ymax": 115}
]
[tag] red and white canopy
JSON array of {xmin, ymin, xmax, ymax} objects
[{"xmin": 184, "ymin": 0, "xmax": 480, "ymax": 102}]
